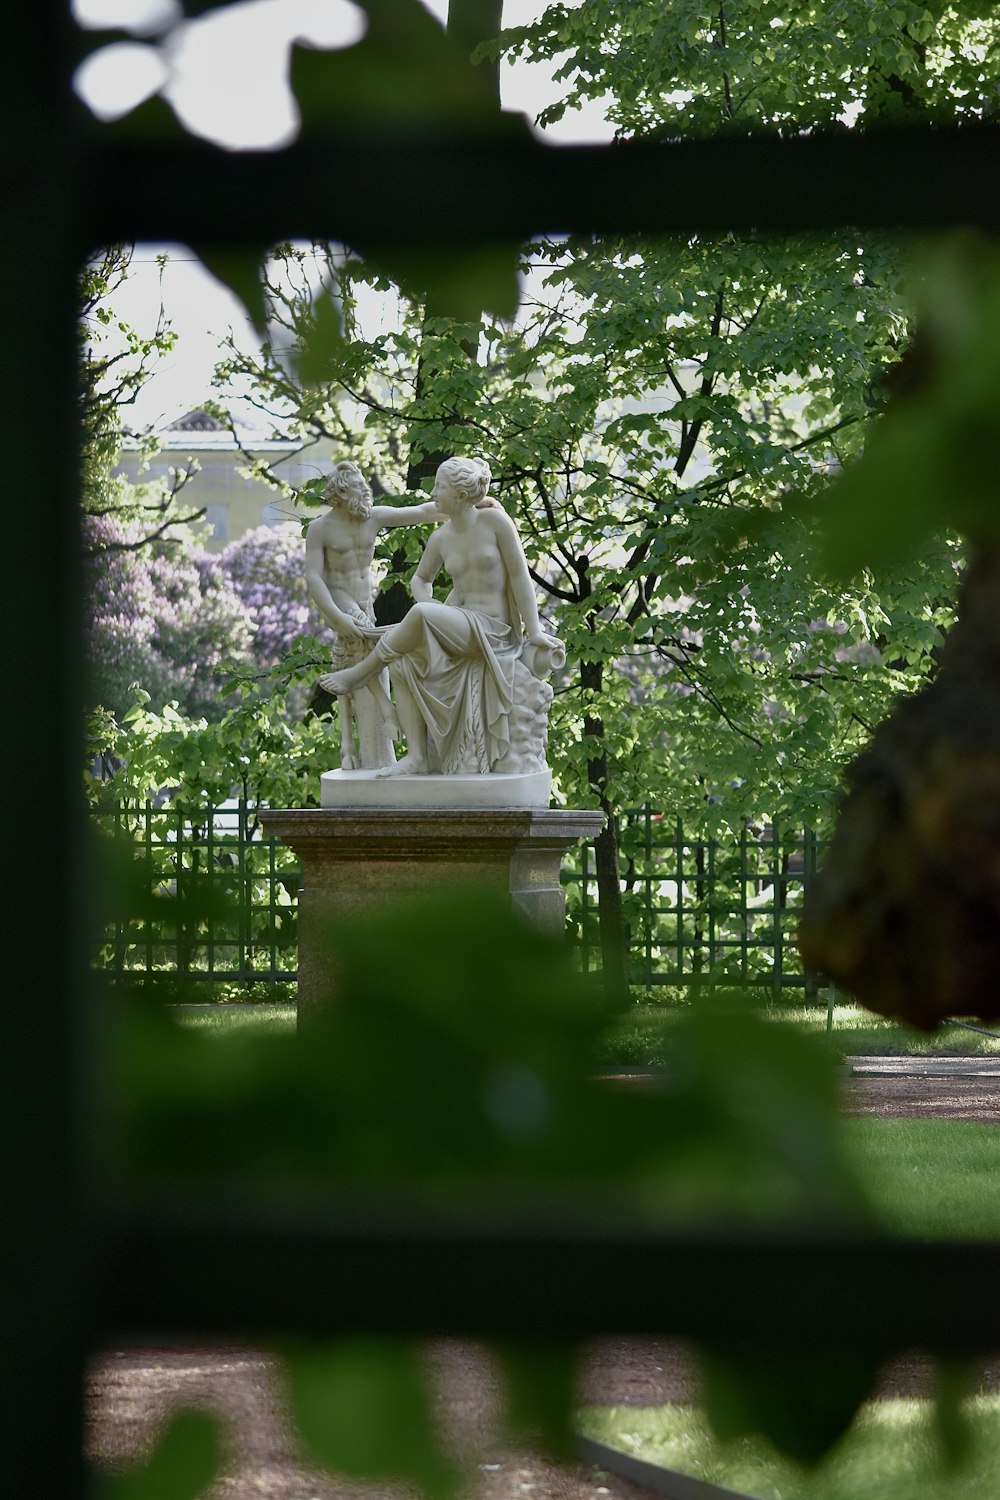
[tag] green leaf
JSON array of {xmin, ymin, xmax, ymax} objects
[
  {"xmin": 193, "ymin": 245, "xmax": 269, "ymax": 336},
  {"xmin": 289, "ymin": 2, "xmax": 526, "ymax": 136},
  {"xmin": 494, "ymin": 1341, "xmax": 579, "ymax": 1459},
  {"xmin": 96, "ymin": 1409, "xmax": 222, "ymax": 1500},
  {"xmin": 933, "ymin": 1359, "xmax": 978, "ymax": 1471},
  {"xmin": 280, "ymin": 1338, "xmax": 458, "ymax": 1499},
  {"xmin": 295, "ymin": 288, "xmax": 347, "ymax": 386},
  {"xmin": 819, "ymin": 234, "xmax": 1000, "ymax": 575},
  {"xmin": 699, "ymin": 1346, "xmax": 882, "ymax": 1466},
  {"xmin": 357, "ymin": 241, "xmax": 522, "ymax": 323}
]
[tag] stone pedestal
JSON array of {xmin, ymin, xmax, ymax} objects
[{"xmin": 260, "ymin": 806, "xmax": 604, "ymax": 1021}]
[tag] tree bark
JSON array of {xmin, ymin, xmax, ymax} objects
[
  {"xmin": 580, "ymin": 654, "xmax": 631, "ymax": 1009},
  {"xmin": 799, "ymin": 542, "xmax": 1000, "ymax": 1028}
]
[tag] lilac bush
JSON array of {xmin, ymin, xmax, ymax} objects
[
  {"xmin": 85, "ymin": 512, "xmax": 254, "ymax": 720},
  {"xmin": 220, "ymin": 522, "xmax": 323, "ymax": 669}
]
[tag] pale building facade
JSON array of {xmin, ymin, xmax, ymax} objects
[{"xmin": 114, "ymin": 409, "xmax": 336, "ymax": 552}]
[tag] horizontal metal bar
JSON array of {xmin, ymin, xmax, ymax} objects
[
  {"xmin": 574, "ymin": 1435, "xmax": 751, "ymax": 1500},
  {"xmin": 78, "ymin": 122, "xmax": 1000, "ymax": 249},
  {"xmin": 99, "ymin": 1200, "xmax": 1000, "ymax": 1356}
]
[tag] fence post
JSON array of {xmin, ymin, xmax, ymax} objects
[{"xmin": 771, "ymin": 821, "xmax": 783, "ymax": 996}]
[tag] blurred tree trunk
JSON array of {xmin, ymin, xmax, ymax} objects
[{"xmin": 799, "ymin": 541, "xmax": 1000, "ymax": 1028}]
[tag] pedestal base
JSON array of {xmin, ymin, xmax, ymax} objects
[
  {"xmin": 321, "ymin": 767, "xmax": 551, "ymax": 809},
  {"xmin": 260, "ymin": 806, "xmax": 604, "ymax": 1021}
]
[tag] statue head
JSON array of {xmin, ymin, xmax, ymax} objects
[
  {"xmin": 433, "ymin": 456, "xmax": 491, "ymax": 510},
  {"xmin": 324, "ymin": 461, "xmax": 373, "ymax": 520}
]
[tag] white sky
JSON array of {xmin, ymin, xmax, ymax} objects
[{"xmin": 77, "ymin": 0, "xmax": 614, "ymax": 430}]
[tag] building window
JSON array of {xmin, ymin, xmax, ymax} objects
[
  {"xmin": 204, "ymin": 504, "xmax": 229, "ymax": 541},
  {"xmin": 261, "ymin": 502, "xmax": 289, "ymax": 527}
]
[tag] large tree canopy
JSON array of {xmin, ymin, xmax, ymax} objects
[
  {"xmin": 88, "ymin": 0, "xmax": 998, "ymax": 983},
  {"xmin": 198, "ymin": 0, "xmax": 1000, "ymax": 985},
  {"xmin": 500, "ymin": 0, "xmax": 998, "ymax": 134}
]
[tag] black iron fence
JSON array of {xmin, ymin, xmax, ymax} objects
[
  {"xmin": 569, "ymin": 809, "xmax": 826, "ymax": 993},
  {"xmin": 95, "ymin": 799, "xmax": 299, "ymax": 988},
  {"xmin": 95, "ymin": 800, "xmax": 825, "ymax": 994}
]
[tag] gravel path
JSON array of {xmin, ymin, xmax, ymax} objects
[
  {"xmin": 841, "ymin": 1055, "xmax": 1000, "ymax": 1121},
  {"xmin": 87, "ymin": 1061, "xmax": 999, "ymax": 1498}
]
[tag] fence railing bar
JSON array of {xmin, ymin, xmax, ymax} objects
[
  {"xmin": 93, "ymin": 803, "xmax": 826, "ymax": 996},
  {"xmin": 101, "ymin": 1204, "xmax": 1000, "ymax": 1352}
]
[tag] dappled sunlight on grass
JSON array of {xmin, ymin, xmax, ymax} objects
[
  {"xmin": 580, "ymin": 1395, "xmax": 1000, "ymax": 1500},
  {"xmin": 598, "ymin": 997, "xmax": 1000, "ymax": 1069},
  {"xmin": 174, "ymin": 1003, "xmax": 295, "ymax": 1037}
]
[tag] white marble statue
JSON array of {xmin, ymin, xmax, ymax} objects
[
  {"xmin": 319, "ymin": 457, "xmax": 563, "ymax": 780},
  {"xmin": 305, "ymin": 461, "xmax": 444, "ymax": 769}
]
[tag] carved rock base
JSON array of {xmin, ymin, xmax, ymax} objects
[
  {"xmin": 260, "ymin": 806, "xmax": 604, "ymax": 1023},
  {"xmin": 320, "ymin": 767, "xmax": 551, "ymax": 809}
]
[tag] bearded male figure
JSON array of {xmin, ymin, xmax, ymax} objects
[{"xmin": 305, "ymin": 461, "xmax": 443, "ymax": 769}]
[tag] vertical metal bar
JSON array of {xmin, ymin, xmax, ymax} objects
[
  {"xmin": 675, "ymin": 819, "xmax": 684, "ymax": 981},
  {"xmin": 206, "ymin": 801, "xmax": 216, "ymax": 981},
  {"xmin": 739, "ymin": 825, "xmax": 749, "ymax": 982},
  {"xmin": 269, "ymin": 825, "xmax": 279, "ymax": 980},
  {"xmin": 803, "ymin": 826, "xmax": 819, "ymax": 1003},
  {"xmin": 113, "ymin": 803, "xmax": 127, "ymax": 978},
  {"xmin": 176, "ymin": 803, "xmax": 187, "ymax": 978},
  {"xmin": 145, "ymin": 800, "xmax": 155, "ymax": 978},
  {"xmin": 771, "ymin": 821, "xmax": 783, "ymax": 995},
  {"xmin": 707, "ymin": 836, "xmax": 717, "ymax": 971},
  {"xmin": 577, "ymin": 840, "xmax": 590, "ymax": 974},
  {"xmin": 643, "ymin": 804, "xmax": 654, "ymax": 984},
  {"xmin": 238, "ymin": 797, "xmax": 249, "ymax": 982},
  {"xmin": 0, "ymin": 6, "xmax": 90, "ymax": 1488}
]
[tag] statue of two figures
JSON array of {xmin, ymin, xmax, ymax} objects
[{"xmin": 305, "ymin": 457, "xmax": 564, "ymax": 792}]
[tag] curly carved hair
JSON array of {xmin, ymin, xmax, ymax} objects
[
  {"xmin": 323, "ymin": 462, "xmax": 372, "ymax": 519},
  {"xmin": 435, "ymin": 456, "xmax": 491, "ymax": 505}
]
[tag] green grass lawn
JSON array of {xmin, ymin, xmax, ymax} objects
[
  {"xmin": 845, "ymin": 1118, "xmax": 1000, "ymax": 1239},
  {"xmin": 598, "ymin": 997, "xmax": 1000, "ymax": 1069},
  {"xmin": 578, "ymin": 1396, "xmax": 1000, "ymax": 1500},
  {"xmin": 174, "ymin": 1002, "xmax": 296, "ymax": 1036},
  {"xmin": 171, "ymin": 987, "xmax": 1000, "ymax": 1064}
]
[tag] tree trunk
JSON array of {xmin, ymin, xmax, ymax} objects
[
  {"xmin": 799, "ymin": 542, "xmax": 1000, "ymax": 1028},
  {"xmin": 580, "ymin": 655, "xmax": 631, "ymax": 1009}
]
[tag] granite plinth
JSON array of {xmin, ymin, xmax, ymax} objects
[
  {"xmin": 321, "ymin": 767, "xmax": 551, "ymax": 809},
  {"xmin": 260, "ymin": 805, "xmax": 604, "ymax": 1022}
]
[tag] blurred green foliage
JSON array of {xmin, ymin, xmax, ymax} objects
[
  {"xmin": 114, "ymin": 889, "xmax": 866, "ymax": 1225},
  {"xmin": 280, "ymin": 1338, "xmax": 459, "ymax": 1499},
  {"xmin": 818, "ymin": 235, "xmax": 1000, "ymax": 577},
  {"xmin": 100, "ymin": 884, "xmax": 891, "ymax": 1490},
  {"xmin": 95, "ymin": 1410, "xmax": 222, "ymax": 1500}
]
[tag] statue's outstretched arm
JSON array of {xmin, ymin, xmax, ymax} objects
[{"xmin": 370, "ymin": 499, "xmax": 440, "ymax": 528}]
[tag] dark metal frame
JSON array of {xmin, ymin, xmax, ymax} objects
[{"xmin": 5, "ymin": 11, "xmax": 999, "ymax": 1494}]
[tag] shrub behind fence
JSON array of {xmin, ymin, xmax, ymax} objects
[
  {"xmin": 96, "ymin": 800, "xmax": 299, "ymax": 988},
  {"xmin": 566, "ymin": 809, "xmax": 825, "ymax": 994},
  {"xmin": 94, "ymin": 801, "xmax": 825, "ymax": 994}
]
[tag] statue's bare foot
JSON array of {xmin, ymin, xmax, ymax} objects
[
  {"xmin": 376, "ymin": 752, "xmax": 428, "ymax": 777},
  {"xmin": 320, "ymin": 671, "xmax": 352, "ymax": 695}
]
